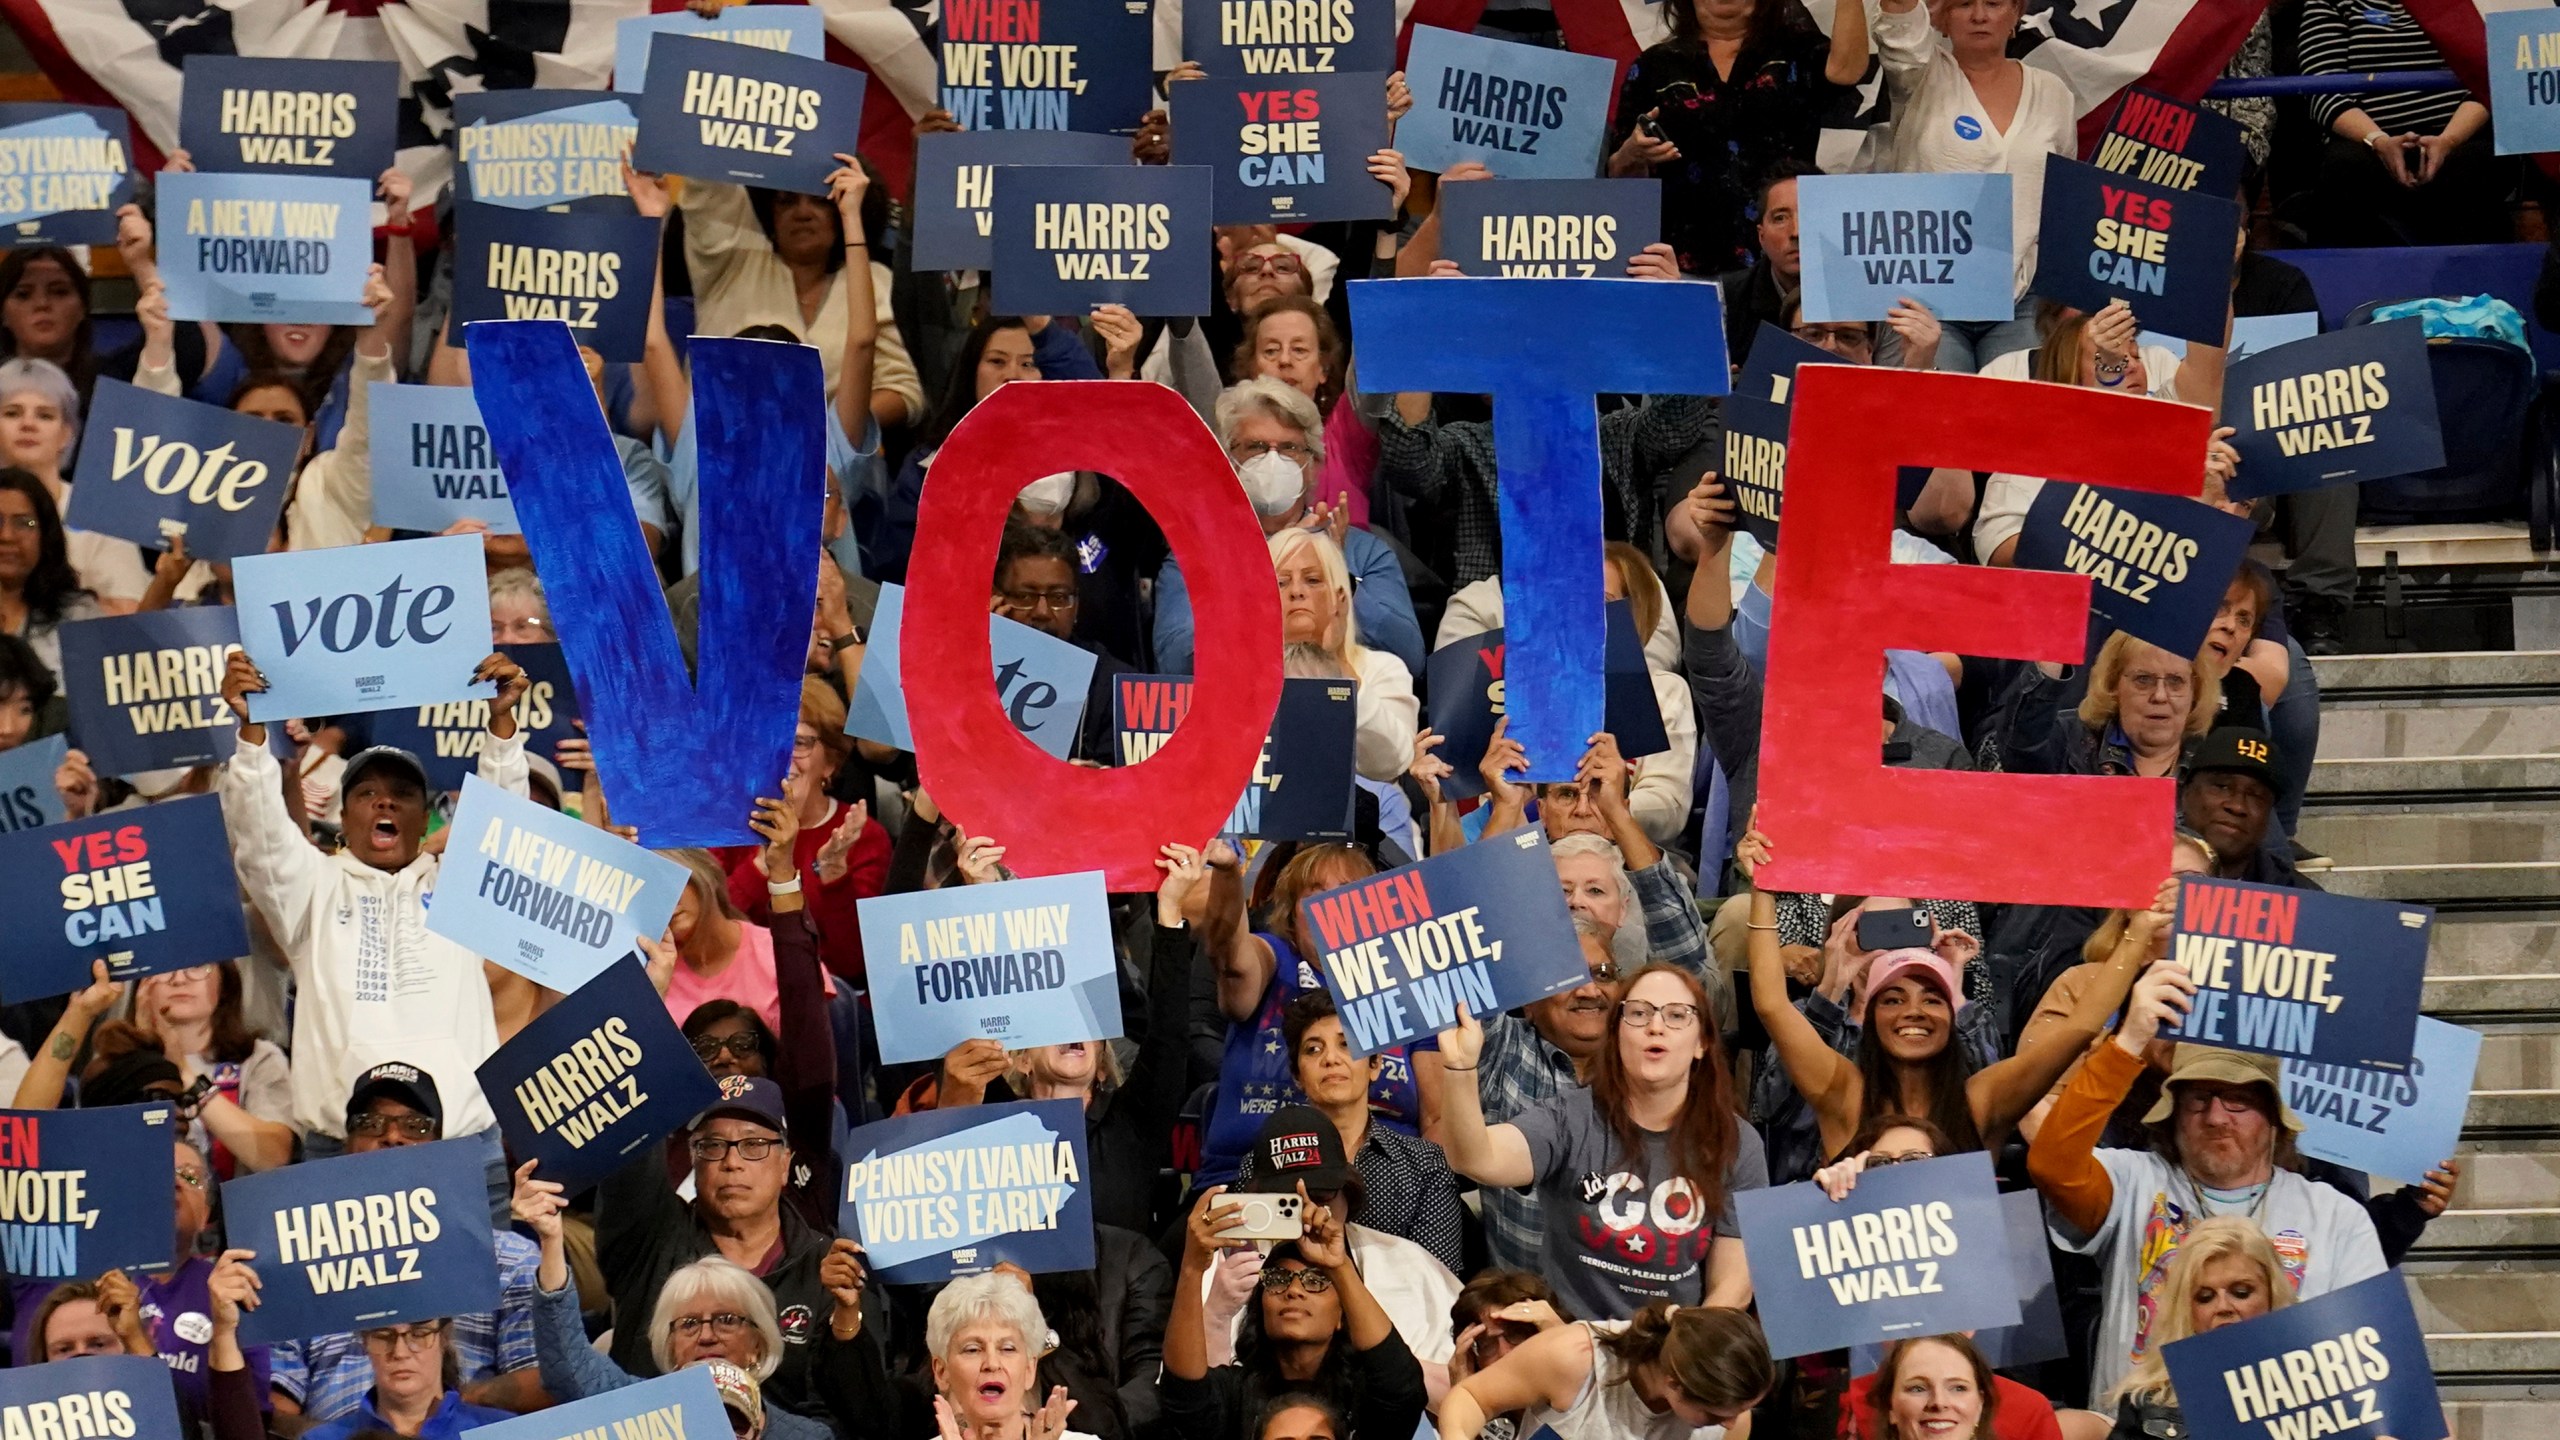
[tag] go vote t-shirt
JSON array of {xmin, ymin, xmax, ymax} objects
[{"xmin": 1509, "ymin": 1089, "xmax": 1767, "ymax": 1321}]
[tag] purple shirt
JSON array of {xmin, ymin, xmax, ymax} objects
[{"xmin": 140, "ymin": 1256, "xmax": 273, "ymax": 1417}]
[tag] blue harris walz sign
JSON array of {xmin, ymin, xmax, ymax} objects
[
  {"xmin": 1736, "ymin": 1151, "xmax": 2020, "ymax": 1359},
  {"xmin": 0, "ymin": 104, "xmax": 135, "ymax": 246},
  {"xmin": 911, "ymin": 130, "xmax": 1130, "ymax": 271},
  {"xmin": 1439, "ymin": 178, "xmax": 1661, "ymax": 277},
  {"xmin": 1395, "ymin": 25, "xmax": 1615, "ymax": 179},
  {"xmin": 369, "ymin": 383, "xmax": 517, "ymax": 534},
  {"xmin": 2013, "ymin": 481, "xmax": 2257, "ymax": 663},
  {"xmin": 177, "ymin": 55, "xmax": 399, "ymax": 179},
  {"xmin": 366, "ymin": 642, "xmax": 580, "ymax": 793},
  {"xmin": 2161, "ymin": 1271, "xmax": 2443, "ymax": 1440},
  {"xmin": 0, "ymin": 1356, "xmax": 184, "ymax": 1439},
  {"xmin": 224, "ymin": 1137, "xmax": 502, "ymax": 1345},
  {"xmin": 59, "ymin": 607, "xmax": 247, "ymax": 777},
  {"xmin": 1798, "ymin": 171, "xmax": 2016, "ymax": 323},
  {"xmin": 0, "ymin": 736, "xmax": 67, "ymax": 835},
  {"xmin": 992, "ymin": 164, "xmax": 1213, "ymax": 317},
  {"xmin": 1182, "ymin": 0, "xmax": 1396, "ymax": 74},
  {"xmin": 2166, "ymin": 878, "xmax": 2431, "ymax": 1070},
  {"xmin": 477, "ymin": 957, "xmax": 722, "ymax": 1195},
  {"xmin": 631, "ymin": 34, "xmax": 868, "ymax": 197},
  {"xmin": 448, "ymin": 202, "xmax": 661, "ymax": 363},
  {"xmin": 2224, "ymin": 320, "xmax": 2444, "ymax": 498}
]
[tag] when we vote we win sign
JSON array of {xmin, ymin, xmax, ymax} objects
[{"xmin": 2167, "ymin": 878, "xmax": 2429, "ymax": 1070}]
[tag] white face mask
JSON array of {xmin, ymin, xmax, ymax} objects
[
  {"xmin": 1236, "ymin": 451, "xmax": 1308, "ymax": 517},
  {"xmin": 1015, "ymin": 472, "xmax": 1076, "ymax": 515}
]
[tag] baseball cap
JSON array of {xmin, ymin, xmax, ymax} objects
[
  {"xmin": 347, "ymin": 1061, "xmax": 443, "ymax": 1129},
  {"xmin": 2186, "ymin": 729, "xmax": 2278, "ymax": 794},
  {"xmin": 2141, "ymin": 1045, "xmax": 2303, "ymax": 1132},
  {"xmin": 689, "ymin": 1074, "xmax": 789, "ymax": 1137},
  {"xmin": 1243, "ymin": 1105, "xmax": 1351, "ymax": 1195},
  {"xmin": 1864, "ymin": 949, "xmax": 1965, "ymax": 1013},
  {"xmin": 704, "ymin": 1358, "xmax": 763, "ymax": 1435},
  {"xmin": 523, "ymin": 752, "xmax": 566, "ymax": 807},
  {"xmin": 341, "ymin": 745, "xmax": 431, "ymax": 798}
]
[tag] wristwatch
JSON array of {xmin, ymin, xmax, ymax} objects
[{"xmin": 827, "ymin": 625, "xmax": 866, "ymax": 654}]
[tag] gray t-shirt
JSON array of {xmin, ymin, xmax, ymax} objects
[
  {"xmin": 2050, "ymin": 1148, "xmax": 2386, "ymax": 1405},
  {"xmin": 1511, "ymin": 1089, "xmax": 1768, "ymax": 1320}
]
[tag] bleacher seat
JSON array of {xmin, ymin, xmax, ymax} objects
[{"xmin": 2340, "ymin": 297, "xmax": 2554, "ymax": 530}]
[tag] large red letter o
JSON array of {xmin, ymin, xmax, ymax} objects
[{"xmin": 905, "ymin": 381, "xmax": 1284, "ymax": 891}]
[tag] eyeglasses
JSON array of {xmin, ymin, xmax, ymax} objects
[
  {"xmin": 1793, "ymin": 325, "xmax": 1874, "ymax": 353},
  {"xmin": 1862, "ymin": 1149, "xmax": 1934, "ymax": 1170},
  {"xmin": 999, "ymin": 589, "xmax": 1079, "ymax": 613},
  {"xmin": 692, "ymin": 1033, "xmax": 764, "ymax": 1062},
  {"xmin": 669, "ymin": 1312, "xmax": 753, "ymax": 1339},
  {"xmin": 349, "ymin": 1113, "xmax": 439, "ymax": 1141},
  {"xmin": 790, "ymin": 733, "xmax": 822, "ymax": 756},
  {"xmin": 1618, "ymin": 1000, "xmax": 1702, "ymax": 1030},
  {"xmin": 1258, "ymin": 1267, "xmax": 1334, "ymax": 1294},
  {"xmin": 175, "ymin": 1166, "xmax": 206, "ymax": 1191},
  {"xmin": 1230, "ymin": 440, "xmax": 1312, "ymax": 462},
  {"xmin": 2124, "ymin": 671, "xmax": 2193, "ymax": 697},
  {"xmin": 1232, "ymin": 254, "xmax": 1305, "ymax": 277},
  {"xmin": 1585, "ymin": 958, "xmax": 1622, "ymax": 983},
  {"xmin": 0, "ymin": 515, "xmax": 39, "ymax": 533},
  {"xmin": 361, "ymin": 1322, "xmax": 448, "ymax": 1354},
  {"xmin": 689, "ymin": 1135, "xmax": 783, "ymax": 1164},
  {"xmin": 148, "ymin": 965, "xmax": 217, "ymax": 984},
  {"xmin": 2176, "ymin": 1088, "xmax": 2266, "ymax": 1118}
]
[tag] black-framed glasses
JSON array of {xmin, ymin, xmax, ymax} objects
[
  {"xmin": 1618, "ymin": 1000, "xmax": 1702, "ymax": 1030},
  {"xmin": 1862, "ymin": 1149, "xmax": 1933, "ymax": 1170},
  {"xmin": 692, "ymin": 1033, "xmax": 764, "ymax": 1062},
  {"xmin": 1258, "ymin": 1267, "xmax": 1334, "ymax": 1294},
  {"xmin": 689, "ymin": 1135, "xmax": 783, "ymax": 1164},
  {"xmin": 999, "ymin": 588, "xmax": 1079, "ymax": 613},
  {"xmin": 669, "ymin": 1313, "xmax": 753, "ymax": 1338},
  {"xmin": 349, "ymin": 1113, "xmax": 438, "ymax": 1141},
  {"xmin": 360, "ymin": 1321, "xmax": 448, "ymax": 1353}
]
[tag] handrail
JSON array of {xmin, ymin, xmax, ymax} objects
[{"xmin": 2204, "ymin": 69, "xmax": 2461, "ymax": 99}]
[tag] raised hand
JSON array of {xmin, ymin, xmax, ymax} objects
[
  {"xmin": 205, "ymin": 1249, "xmax": 261, "ymax": 1330},
  {"xmin": 1155, "ymin": 842, "xmax": 1208, "ymax": 925},
  {"xmin": 1478, "ymin": 715, "xmax": 1529, "ymax": 806},
  {"xmin": 1610, "ymin": 111, "xmax": 1681, "ymax": 175},
  {"xmin": 749, "ymin": 795, "xmax": 801, "ymax": 884},
  {"xmin": 473, "ymin": 652, "xmax": 530, "ymax": 737},
  {"xmin": 1437, "ymin": 1001, "xmax": 1484, "ymax": 1070},
  {"xmin": 814, "ymin": 802, "xmax": 866, "ymax": 884},
  {"xmin": 511, "ymin": 1159, "xmax": 566, "ymax": 1239},
  {"xmin": 2115, "ymin": 956, "xmax": 2197, "ymax": 1054},
  {"xmin": 826, "ymin": 152, "xmax": 870, "ymax": 234},
  {"xmin": 54, "ymin": 748, "xmax": 97, "ymax": 821},
  {"xmin": 219, "ymin": 649, "xmax": 268, "ymax": 726},
  {"xmin": 620, "ymin": 150, "xmax": 672, "ymax": 219},
  {"xmin": 1089, "ymin": 302, "xmax": 1144, "ymax": 379},
  {"xmin": 821, "ymin": 1237, "xmax": 868, "ymax": 1334},
  {"xmin": 1367, "ymin": 148, "xmax": 1411, "ymax": 213},
  {"xmin": 377, "ymin": 166, "xmax": 413, "ymax": 229},
  {"xmin": 1409, "ymin": 727, "xmax": 1452, "ymax": 805},
  {"xmin": 954, "ymin": 834, "xmax": 1007, "ymax": 886}
]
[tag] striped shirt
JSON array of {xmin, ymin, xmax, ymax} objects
[{"xmin": 2299, "ymin": 0, "xmax": 2473, "ymax": 136}]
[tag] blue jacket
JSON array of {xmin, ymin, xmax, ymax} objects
[
  {"xmin": 1153, "ymin": 525, "xmax": 1424, "ymax": 677},
  {"xmin": 301, "ymin": 1391, "xmax": 512, "ymax": 1440}
]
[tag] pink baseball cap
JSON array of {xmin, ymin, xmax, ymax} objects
[{"xmin": 1865, "ymin": 949, "xmax": 1966, "ymax": 1013}]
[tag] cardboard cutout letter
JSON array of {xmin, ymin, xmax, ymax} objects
[
  {"xmin": 1757, "ymin": 367, "xmax": 2211, "ymax": 909},
  {"xmin": 1348, "ymin": 277, "xmax": 1727, "ymax": 776},
  {"xmin": 906, "ymin": 382, "xmax": 1281, "ymax": 890},
  {"xmin": 467, "ymin": 322, "xmax": 821, "ymax": 846}
]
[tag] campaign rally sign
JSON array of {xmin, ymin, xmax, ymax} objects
[
  {"xmin": 1723, "ymin": 392, "xmax": 1791, "ymax": 549},
  {"xmin": 1422, "ymin": 601, "xmax": 1667, "ymax": 802},
  {"xmin": 841, "ymin": 1099, "xmax": 1096, "ymax": 1283},
  {"xmin": 1117, "ymin": 675, "xmax": 1356, "ymax": 840},
  {"xmin": 0, "ymin": 1106, "xmax": 176, "ymax": 1279},
  {"xmin": 2224, "ymin": 321, "xmax": 2443, "ymax": 498},
  {"xmin": 913, "ymin": 130, "xmax": 1129, "ymax": 271},
  {"xmin": 179, "ymin": 56, "xmax": 399, "ymax": 179},
  {"xmin": 859, "ymin": 871, "xmax": 1122, "ymax": 1065},
  {"xmin": 453, "ymin": 91, "xmax": 639, "ymax": 211},
  {"xmin": 368, "ymin": 642, "xmax": 580, "ymax": 793},
  {"xmin": 0, "ymin": 736, "xmax": 67, "ymax": 836},
  {"xmin": 225, "ymin": 1137, "xmax": 501, "ymax": 1343},
  {"xmin": 992, "ymin": 165, "xmax": 1213, "ymax": 317},
  {"xmin": 59, "ymin": 608, "xmax": 245, "ymax": 776},
  {"xmin": 1737, "ymin": 322, "xmax": 1843, "ymax": 404},
  {"xmin": 614, "ymin": 5, "xmax": 826, "ymax": 92},
  {"xmin": 2161, "ymin": 1270, "xmax": 2443, "ymax": 1440},
  {"xmin": 1852, "ymin": 1187, "xmax": 2066, "ymax": 1373},
  {"xmin": 66, "ymin": 379, "xmax": 298, "ymax": 560},
  {"xmin": 0, "ymin": 104, "xmax": 134, "ymax": 246},
  {"xmin": 846, "ymin": 583, "xmax": 1095, "ymax": 759},
  {"xmin": 940, "ymin": 0, "xmax": 1153, "ymax": 134},
  {"xmin": 0, "ymin": 1357, "xmax": 184, "ymax": 1440},
  {"xmin": 1171, "ymin": 71, "xmax": 1395, "ymax": 225},
  {"xmin": 2013, "ymin": 482, "xmax": 2256, "ymax": 661},
  {"xmin": 2091, "ymin": 88, "xmax": 2247, "ymax": 195},
  {"xmin": 0, "ymin": 795, "xmax": 252, "ymax": 999},
  {"xmin": 2288, "ymin": 1015, "xmax": 2481, "ymax": 1184},
  {"xmin": 1301, "ymin": 826, "xmax": 1585, "ymax": 1056},
  {"xmin": 1799, "ymin": 172, "xmax": 2015, "ymax": 324},
  {"xmin": 477, "ymin": 957, "xmax": 721, "ymax": 1195},
  {"xmin": 2139, "ymin": 311, "xmax": 2323, "ymax": 363},
  {"xmin": 156, "ymin": 170, "xmax": 373, "ymax": 327},
  {"xmin": 465, "ymin": 1366, "xmax": 728, "ymax": 1440},
  {"xmin": 1737, "ymin": 1151, "xmax": 2018, "ymax": 1359},
  {"xmin": 2166, "ymin": 878, "xmax": 2431, "ymax": 1070},
  {"xmin": 2031, "ymin": 158, "xmax": 2242, "ymax": 344},
  {"xmin": 1397, "ymin": 26, "xmax": 1615, "ymax": 179},
  {"xmin": 233, "ymin": 533, "xmax": 497, "ymax": 723},
  {"xmin": 1440, "ymin": 178, "xmax": 1660, "ymax": 277},
  {"xmin": 448, "ymin": 202, "xmax": 660, "ymax": 363},
  {"xmin": 1185, "ymin": 0, "xmax": 1396, "ymax": 74},
  {"xmin": 370, "ymin": 383, "xmax": 517, "ymax": 534},
  {"xmin": 2489, "ymin": 7, "xmax": 2560, "ymax": 156},
  {"xmin": 429, "ymin": 776, "xmax": 690, "ymax": 992},
  {"xmin": 633, "ymin": 35, "xmax": 867, "ymax": 196}
]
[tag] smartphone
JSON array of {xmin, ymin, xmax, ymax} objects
[
  {"xmin": 1857, "ymin": 908, "xmax": 1934, "ymax": 953},
  {"xmin": 1210, "ymin": 1191, "xmax": 1305, "ymax": 1243},
  {"xmin": 1638, "ymin": 113, "xmax": 1669, "ymax": 143}
]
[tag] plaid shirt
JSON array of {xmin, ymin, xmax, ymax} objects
[{"xmin": 269, "ymin": 1230, "xmax": 541, "ymax": 1421}]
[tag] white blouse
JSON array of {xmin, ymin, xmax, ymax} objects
[{"xmin": 1877, "ymin": 3, "xmax": 2079, "ymax": 299}]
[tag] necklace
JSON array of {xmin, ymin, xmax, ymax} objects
[{"xmin": 2182, "ymin": 1168, "xmax": 2271, "ymax": 1228}]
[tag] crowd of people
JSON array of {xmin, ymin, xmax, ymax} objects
[{"xmin": 0, "ymin": 0, "xmax": 2515, "ymax": 1436}]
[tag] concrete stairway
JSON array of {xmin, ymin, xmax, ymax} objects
[{"xmin": 2297, "ymin": 652, "xmax": 2560, "ymax": 1427}]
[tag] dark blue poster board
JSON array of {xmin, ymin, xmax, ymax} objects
[
  {"xmin": 2166, "ymin": 878, "xmax": 2431, "ymax": 1071},
  {"xmin": 911, "ymin": 130, "xmax": 1129, "ymax": 271},
  {"xmin": 1170, "ymin": 71, "xmax": 1395, "ymax": 225},
  {"xmin": 0, "ymin": 736, "xmax": 66, "ymax": 835},
  {"xmin": 1182, "ymin": 0, "xmax": 1396, "ymax": 74},
  {"xmin": 991, "ymin": 164, "xmax": 1212, "ymax": 317},
  {"xmin": 940, "ymin": 0, "xmax": 1154, "ymax": 135},
  {"xmin": 2091, "ymin": 87, "xmax": 2247, "ymax": 196},
  {"xmin": 0, "ymin": 1356, "xmax": 185, "ymax": 1439},
  {"xmin": 478, "ymin": 958, "xmax": 722, "ymax": 1196},
  {"xmin": 178, "ymin": 55, "xmax": 400, "ymax": 179},
  {"xmin": 1440, "ymin": 178, "xmax": 1661, "ymax": 277},
  {"xmin": 2030, "ymin": 157, "xmax": 2243, "ymax": 345},
  {"xmin": 448, "ymin": 201, "xmax": 661, "ymax": 362},
  {"xmin": 1116, "ymin": 674, "xmax": 1357, "ymax": 840},
  {"xmin": 223, "ymin": 1138, "xmax": 501, "ymax": 1344},
  {"xmin": 0, "ymin": 104, "xmax": 135, "ymax": 246},
  {"xmin": 631, "ymin": 35, "xmax": 866, "ymax": 196},
  {"xmin": 0, "ymin": 795, "xmax": 253, "ymax": 1000},
  {"xmin": 368, "ymin": 641, "xmax": 580, "ymax": 794},
  {"xmin": 59, "ymin": 607, "xmax": 247, "ymax": 777},
  {"xmin": 2012, "ymin": 481, "xmax": 2257, "ymax": 662},
  {"xmin": 1723, "ymin": 391, "xmax": 1790, "ymax": 549},
  {"xmin": 1300, "ymin": 825, "xmax": 1586, "ymax": 1055},
  {"xmin": 840, "ymin": 1099, "xmax": 1096, "ymax": 1283},
  {"xmin": 2224, "ymin": 320, "xmax": 2444, "ymax": 498},
  {"xmin": 2161, "ymin": 1270, "xmax": 2443, "ymax": 1440},
  {"xmin": 0, "ymin": 1106, "xmax": 177, "ymax": 1280},
  {"xmin": 1421, "ymin": 600, "xmax": 1667, "ymax": 802},
  {"xmin": 1735, "ymin": 1151, "xmax": 2020, "ymax": 1359},
  {"xmin": 67, "ymin": 379, "xmax": 299, "ymax": 561}
]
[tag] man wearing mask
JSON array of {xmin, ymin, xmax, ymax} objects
[{"xmin": 1153, "ymin": 379, "xmax": 1425, "ymax": 678}]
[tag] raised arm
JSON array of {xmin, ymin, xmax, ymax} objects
[
  {"xmin": 1430, "ymin": 1006, "xmax": 1537, "ymax": 1187},
  {"xmin": 1968, "ymin": 880, "xmax": 2166, "ymax": 1138},
  {"xmin": 752, "ymin": 795, "xmax": 838, "ymax": 1129},
  {"xmin": 13, "ymin": 964, "xmax": 126, "ymax": 1109},
  {"xmin": 1202, "ymin": 843, "xmax": 1273, "ymax": 1023},
  {"xmin": 2028, "ymin": 958, "xmax": 2195, "ymax": 1236},
  {"xmin": 215, "ymin": 651, "xmax": 325, "ymax": 952},
  {"xmin": 1127, "ymin": 846, "xmax": 1210, "ymax": 1137},
  {"xmin": 1437, "ymin": 1320, "xmax": 1595, "ymax": 1440},
  {"xmin": 826, "ymin": 154, "xmax": 879, "ymax": 446},
  {"xmin": 1735, "ymin": 828, "xmax": 1860, "ymax": 1132},
  {"xmin": 625, "ymin": 158, "xmax": 690, "ymax": 451}
]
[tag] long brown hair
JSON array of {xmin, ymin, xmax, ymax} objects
[
  {"xmin": 1598, "ymin": 1304, "xmax": 1773, "ymax": 1412},
  {"xmin": 1588, "ymin": 964, "xmax": 1740, "ymax": 1223},
  {"xmin": 135, "ymin": 963, "xmax": 262, "ymax": 1065},
  {"xmin": 22, "ymin": 1280, "xmax": 113, "ymax": 1366},
  {"xmin": 224, "ymin": 325, "xmax": 361, "ymax": 422},
  {"xmin": 1232, "ymin": 295, "xmax": 1345, "ymax": 414},
  {"xmin": 1868, "ymin": 1333, "xmax": 1999, "ymax": 1440}
]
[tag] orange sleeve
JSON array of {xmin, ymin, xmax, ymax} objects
[{"xmin": 2026, "ymin": 1039, "xmax": 2145, "ymax": 1236}]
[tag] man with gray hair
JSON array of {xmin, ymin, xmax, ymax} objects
[{"xmin": 1154, "ymin": 377, "xmax": 1425, "ymax": 676}]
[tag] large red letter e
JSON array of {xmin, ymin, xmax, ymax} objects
[{"xmin": 1756, "ymin": 367, "xmax": 2212, "ymax": 910}]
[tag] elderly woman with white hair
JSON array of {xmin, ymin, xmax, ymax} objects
[
  {"xmin": 512, "ymin": 1160, "xmax": 835, "ymax": 1440},
  {"xmin": 814, "ymin": 1243, "xmax": 1093, "ymax": 1440},
  {"xmin": 0, "ymin": 356, "xmax": 149, "ymax": 608},
  {"xmin": 1153, "ymin": 378, "xmax": 1424, "ymax": 679}
]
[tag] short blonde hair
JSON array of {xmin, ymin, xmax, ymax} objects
[
  {"xmin": 2077, "ymin": 630, "xmax": 2219, "ymax": 737},
  {"xmin": 1268, "ymin": 528, "xmax": 1361, "ymax": 662},
  {"xmin": 649, "ymin": 1257, "xmax": 783, "ymax": 1380}
]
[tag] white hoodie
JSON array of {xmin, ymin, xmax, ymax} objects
[{"xmin": 219, "ymin": 731, "xmax": 523, "ymax": 1139}]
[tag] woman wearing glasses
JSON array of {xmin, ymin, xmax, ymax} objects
[
  {"xmin": 288, "ymin": 1316, "xmax": 506, "ymax": 1440},
  {"xmin": 1438, "ymin": 963, "xmax": 1766, "ymax": 1319},
  {"xmin": 130, "ymin": 962, "xmax": 296, "ymax": 1178},
  {"xmin": 513, "ymin": 1163, "xmax": 836, "ymax": 1440},
  {"xmin": 1993, "ymin": 630, "xmax": 2221, "ymax": 783}
]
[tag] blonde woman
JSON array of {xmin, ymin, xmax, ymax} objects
[
  {"xmin": 1996, "ymin": 630, "xmax": 2221, "ymax": 780},
  {"xmin": 2105, "ymin": 1219, "xmax": 2296, "ymax": 1440},
  {"xmin": 1271, "ymin": 528, "xmax": 1415, "ymax": 781}
]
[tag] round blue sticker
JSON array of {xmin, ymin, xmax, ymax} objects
[{"xmin": 1953, "ymin": 115, "xmax": 1983, "ymax": 140}]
